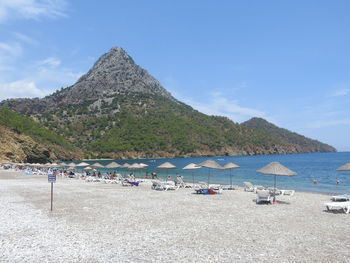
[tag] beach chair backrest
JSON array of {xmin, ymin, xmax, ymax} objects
[
  {"xmin": 244, "ymin": 182, "xmax": 254, "ymax": 188},
  {"xmin": 257, "ymin": 190, "xmax": 270, "ymax": 198}
]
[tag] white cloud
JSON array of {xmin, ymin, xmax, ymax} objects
[
  {"xmin": 331, "ymin": 88, "xmax": 350, "ymax": 97},
  {"xmin": 38, "ymin": 57, "xmax": 61, "ymax": 68},
  {"xmin": 0, "ymin": 42, "xmax": 23, "ymax": 58},
  {"xmin": 0, "ymin": 41, "xmax": 23, "ymax": 71},
  {"xmin": 182, "ymin": 92, "xmax": 266, "ymax": 123},
  {"xmin": 12, "ymin": 32, "xmax": 38, "ymax": 45},
  {"xmin": 0, "ymin": 80, "xmax": 46, "ymax": 100},
  {"xmin": 0, "ymin": 0, "xmax": 67, "ymax": 22}
]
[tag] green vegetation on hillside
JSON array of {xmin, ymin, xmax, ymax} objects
[
  {"xmin": 31, "ymin": 92, "xmax": 335, "ymax": 158},
  {"xmin": 0, "ymin": 107, "xmax": 74, "ymax": 150}
]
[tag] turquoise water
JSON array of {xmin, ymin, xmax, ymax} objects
[{"xmin": 78, "ymin": 152, "xmax": 350, "ymax": 195}]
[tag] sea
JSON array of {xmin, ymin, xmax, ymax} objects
[{"xmin": 79, "ymin": 152, "xmax": 350, "ymax": 195}]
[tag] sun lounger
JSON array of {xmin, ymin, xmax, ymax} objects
[
  {"xmin": 151, "ymin": 180, "xmax": 179, "ymax": 191},
  {"xmin": 267, "ymin": 187, "xmax": 282, "ymax": 196},
  {"xmin": 256, "ymin": 190, "xmax": 272, "ymax": 204},
  {"xmin": 280, "ymin": 190, "xmax": 295, "ymax": 196},
  {"xmin": 243, "ymin": 182, "xmax": 254, "ymax": 192},
  {"xmin": 325, "ymin": 201, "xmax": 350, "ymax": 214},
  {"xmin": 331, "ymin": 194, "xmax": 350, "ymax": 202},
  {"xmin": 244, "ymin": 182, "xmax": 265, "ymax": 192},
  {"xmin": 175, "ymin": 176, "xmax": 192, "ymax": 188},
  {"xmin": 220, "ymin": 184, "xmax": 239, "ymax": 190},
  {"xmin": 122, "ymin": 180, "xmax": 139, "ymax": 187}
]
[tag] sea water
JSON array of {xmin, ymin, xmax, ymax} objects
[{"xmin": 82, "ymin": 152, "xmax": 350, "ymax": 195}]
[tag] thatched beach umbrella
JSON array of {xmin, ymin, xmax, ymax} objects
[
  {"xmin": 139, "ymin": 163, "xmax": 149, "ymax": 168},
  {"xmin": 59, "ymin": 162, "xmax": 67, "ymax": 167},
  {"xmin": 156, "ymin": 162, "xmax": 177, "ymax": 180},
  {"xmin": 91, "ymin": 162, "xmax": 104, "ymax": 169},
  {"xmin": 76, "ymin": 162, "xmax": 90, "ymax": 167},
  {"xmin": 84, "ymin": 166, "xmax": 92, "ymax": 171},
  {"xmin": 221, "ymin": 162, "xmax": 240, "ymax": 189},
  {"xmin": 120, "ymin": 163, "xmax": 131, "ymax": 168},
  {"xmin": 128, "ymin": 163, "xmax": 143, "ymax": 169},
  {"xmin": 257, "ymin": 162, "xmax": 296, "ymax": 203},
  {"xmin": 183, "ymin": 163, "xmax": 201, "ymax": 186},
  {"xmin": 199, "ymin": 159, "xmax": 223, "ymax": 186},
  {"xmin": 67, "ymin": 162, "xmax": 77, "ymax": 167},
  {"xmin": 336, "ymin": 162, "xmax": 350, "ymax": 171},
  {"xmin": 105, "ymin": 162, "xmax": 120, "ymax": 169}
]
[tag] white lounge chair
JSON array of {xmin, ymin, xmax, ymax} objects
[
  {"xmin": 280, "ymin": 190, "xmax": 295, "ymax": 196},
  {"xmin": 244, "ymin": 182, "xmax": 265, "ymax": 192},
  {"xmin": 331, "ymin": 194, "xmax": 350, "ymax": 202},
  {"xmin": 256, "ymin": 190, "xmax": 272, "ymax": 204},
  {"xmin": 175, "ymin": 176, "xmax": 192, "ymax": 188},
  {"xmin": 243, "ymin": 182, "xmax": 255, "ymax": 192},
  {"xmin": 325, "ymin": 201, "xmax": 350, "ymax": 214},
  {"xmin": 220, "ymin": 184, "xmax": 239, "ymax": 190},
  {"xmin": 151, "ymin": 180, "xmax": 179, "ymax": 191}
]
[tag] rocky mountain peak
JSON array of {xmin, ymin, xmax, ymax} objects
[
  {"xmin": 0, "ymin": 47, "xmax": 175, "ymax": 114},
  {"xmin": 71, "ymin": 46, "xmax": 174, "ymax": 100}
]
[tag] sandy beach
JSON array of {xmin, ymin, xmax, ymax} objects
[{"xmin": 1, "ymin": 170, "xmax": 350, "ymax": 263}]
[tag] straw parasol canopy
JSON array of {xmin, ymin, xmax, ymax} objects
[
  {"xmin": 257, "ymin": 162, "xmax": 296, "ymax": 203},
  {"xmin": 105, "ymin": 162, "xmax": 121, "ymax": 169},
  {"xmin": 67, "ymin": 162, "xmax": 77, "ymax": 167},
  {"xmin": 198, "ymin": 159, "xmax": 223, "ymax": 185},
  {"xmin": 183, "ymin": 163, "xmax": 201, "ymax": 186},
  {"xmin": 157, "ymin": 162, "xmax": 177, "ymax": 169},
  {"xmin": 156, "ymin": 162, "xmax": 177, "ymax": 180},
  {"xmin": 199, "ymin": 159, "xmax": 222, "ymax": 169},
  {"xmin": 84, "ymin": 166, "xmax": 93, "ymax": 171},
  {"xmin": 139, "ymin": 163, "xmax": 149, "ymax": 168},
  {"xmin": 127, "ymin": 163, "xmax": 143, "ymax": 170},
  {"xmin": 91, "ymin": 162, "xmax": 104, "ymax": 168},
  {"xmin": 76, "ymin": 162, "xmax": 90, "ymax": 167},
  {"xmin": 120, "ymin": 163, "xmax": 131, "ymax": 168},
  {"xmin": 59, "ymin": 162, "xmax": 67, "ymax": 167},
  {"xmin": 336, "ymin": 162, "xmax": 350, "ymax": 171},
  {"xmin": 221, "ymin": 162, "xmax": 240, "ymax": 189}
]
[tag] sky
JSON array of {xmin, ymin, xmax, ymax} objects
[{"xmin": 0, "ymin": 0, "xmax": 349, "ymax": 151}]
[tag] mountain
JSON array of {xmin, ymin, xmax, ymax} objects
[
  {"xmin": 1, "ymin": 47, "xmax": 174, "ymax": 115},
  {"xmin": 0, "ymin": 107, "xmax": 82, "ymax": 163},
  {"xmin": 0, "ymin": 47, "xmax": 336, "ymax": 160},
  {"xmin": 242, "ymin": 118, "xmax": 335, "ymax": 153}
]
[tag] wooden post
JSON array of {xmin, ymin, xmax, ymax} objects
[{"xmin": 50, "ymin": 182, "xmax": 53, "ymax": 211}]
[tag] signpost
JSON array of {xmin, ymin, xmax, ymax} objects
[{"xmin": 48, "ymin": 174, "xmax": 56, "ymax": 211}]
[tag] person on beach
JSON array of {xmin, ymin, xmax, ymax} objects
[{"xmin": 151, "ymin": 172, "xmax": 157, "ymax": 179}]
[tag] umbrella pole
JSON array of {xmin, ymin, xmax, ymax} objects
[
  {"xmin": 273, "ymin": 175, "xmax": 277, "ymax": 203},
  {"xmin": 230, "ymin": 169, "xmax": 232, "ymax": 189},
  {"xmin": 207, "ymin": 168, "xmax": 210, "ymax": 187},
  {"xmin": 192, "ymin": 172, "xmax": 195, "ymax": 187}
]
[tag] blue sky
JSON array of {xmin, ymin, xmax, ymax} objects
[{"xmin": 0, "ymin": 0, "xmax": 349, "ymax": 151}]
